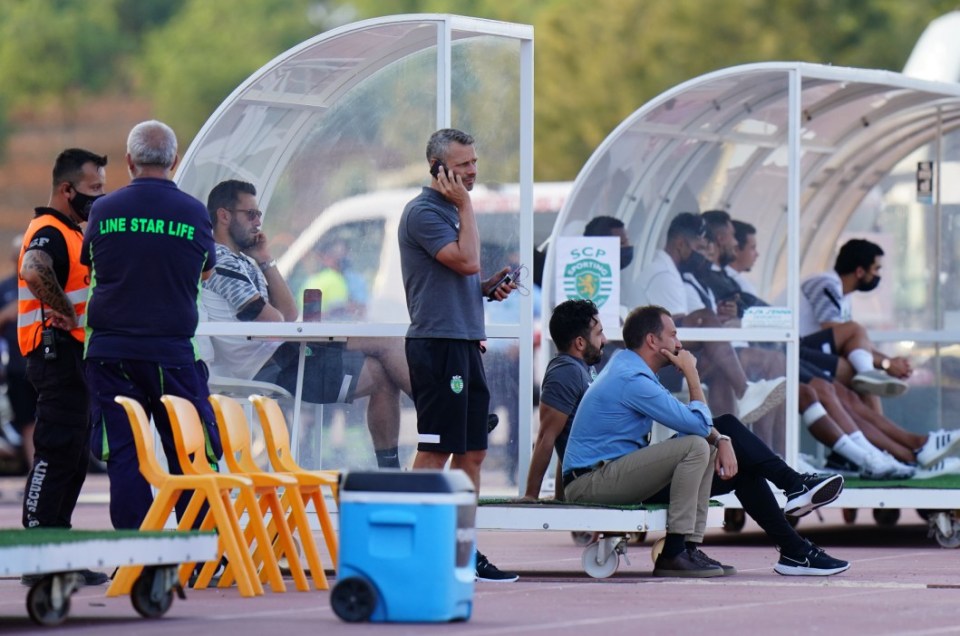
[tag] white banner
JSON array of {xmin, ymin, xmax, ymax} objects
[{"xmin": 554, "ymin": 236, "xmax": 621, "ymax": 329}]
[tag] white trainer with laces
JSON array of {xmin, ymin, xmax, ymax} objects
[
  {"xmin": 850, "ymin": 370, "xmax": 908, "ymax": 397},
  {"xmin": 915, "ymin": 429, "xmax": 960, "ymax": 468},
  {"xmin": 914, "ymin": 456, "xmax": 960, "ymax": 479}
]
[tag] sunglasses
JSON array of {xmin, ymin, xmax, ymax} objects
[{"xmin": 229, "ymin": 208, "xmax": 264, "ymax": 221}]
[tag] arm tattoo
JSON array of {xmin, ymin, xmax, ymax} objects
[{"xmin": 21, "ymin": 251, "xmax": 76, "ymax": 319}]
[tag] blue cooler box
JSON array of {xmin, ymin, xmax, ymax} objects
[{"xmin": 331, "ymin": 469, "xmax": 476, "ymax": 623}]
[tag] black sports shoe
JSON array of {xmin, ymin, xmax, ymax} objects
[
  {"xmin": 824, "ymin": 452, "xmax": 860, "ymax": 477},
  {"xmin": 475, "ymin": 551, "xmax": 518, "ymax": 582},
  {"xmin": 653, "ymin": 549, "xmax": 724, "ymax": 578},
  {"xmin": 189, "ymin": 557, "xmax": 228, "ymax": 586},
  {"xmin": 689, "ymin": 547, "xmax": 736, "ymax": 576},
  {"xmin": 774, "ymin": 540, "xmax": 850, "ymax": 576},
  {"xmin": 784, "ymin": 473, "xmax": 843, "ymax": 518}
]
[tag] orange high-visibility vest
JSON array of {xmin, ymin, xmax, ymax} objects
[{"xmin": 17, "ymin": 213, "xmax": 89, "ymax": 355}]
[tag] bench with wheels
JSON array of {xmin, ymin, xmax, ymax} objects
[
  {"xmin": 477, "ymin": 499, "xmax": 724, "ymax": 578},
  {"xmin": 0, "ymin": 528, "xmax": 217, "ymax": 626}
]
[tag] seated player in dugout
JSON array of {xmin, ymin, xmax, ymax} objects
[{"xmin": 200, "ymin": 179, "xmax": 412, "ymax": 469}]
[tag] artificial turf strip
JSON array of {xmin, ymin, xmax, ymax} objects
[
  {"xmin": 479, "ymin": 498, "xmax": 723, "ymax": 510},
  {"xmin": 0, "ymin": 528, "xmax": 213, "ymax": 547},
  {"xmin": 843, "ymin": 474, "xmax": 960, "ymax": 489}
]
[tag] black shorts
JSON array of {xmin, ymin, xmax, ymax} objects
[
  {"xmin": 262, "ymin": 341, "xmax": 364, "ymax": 404},
  {"xmin": 405, "ymin": 338, "xmax": 489, "ymax": 454},
  {"xmin": 799, "ymin": 329, "xmax": 840, "ymax": 379}
]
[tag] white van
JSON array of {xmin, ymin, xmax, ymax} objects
[{"xmin": 276, "ymin": 182, "xmax": 572, "ymax": 323}]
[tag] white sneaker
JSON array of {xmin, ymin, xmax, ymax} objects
[
  {"xmin": 859, "ymin": 448, "xmax": 915, "ymax": 480},
  {"xmin": 914, "ymin": 456, "xmax": 960, "ymax": 479},
  {"xmin": 737, "ymin": 377, "xmax": 787, "ymax": 424},
  {"xmin": 850, "ymin": 370, "xmax": 908, "ymax": 397},
  {"xmin": 915, "ymin": 429, "xmax": 960, "ymax": 468}
]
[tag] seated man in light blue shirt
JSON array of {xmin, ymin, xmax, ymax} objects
[
  {"xmin": 563, "ymin": 305, "xmax": 729, "ymax": 578},
  {"xmin": 563, "ymin": 305, "xmax": 850, "ymax": 578}
]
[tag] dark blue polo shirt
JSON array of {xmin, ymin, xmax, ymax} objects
[{"xmin": 81, "ymin": 177, "xmax": 215, "ymax": 364}]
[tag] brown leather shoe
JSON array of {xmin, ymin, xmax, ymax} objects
[{"xmin": 653, "ymin": 549, "xmax": 724, "ymax": 578}]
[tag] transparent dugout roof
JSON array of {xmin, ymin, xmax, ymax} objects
[
  {"xmin": 549, "ymin": 62, "xmax": 960, "ymax": 310},
  {"xmin": 176, "ymin": 14, "xmax": 534, "ymax": 327}
]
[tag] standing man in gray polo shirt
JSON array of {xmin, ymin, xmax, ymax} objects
[{"xmin": 399, "ymin": 128, "xmax": 517, "ymax": 582}]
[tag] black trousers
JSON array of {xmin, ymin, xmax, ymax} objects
[
  {"xmin": 22, "ymin": 334, "xmax": 90, "ymax": 528},
  {"xmin": 649, "ymin": 414, "xmax": 806, "ymax": 554}
]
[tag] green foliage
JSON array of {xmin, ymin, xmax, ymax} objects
[
  {"xmin": 532, "ymin": 0, "xmax": 960, "ymax": 180},
  {"xmin": 0, "ymin": 0, "xmax": 125, "ymax": 108},
  {"xmin": 0, "ymin": 0, "xmax": 958, "ymax": 177},
  {"xmin": 137, "ymin": 0, "xmax": 325, "ymax": 144}
]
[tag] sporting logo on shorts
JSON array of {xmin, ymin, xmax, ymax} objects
[{"xmin": 450, "ymin": 375, "xmax": 464, "ymax": 394}]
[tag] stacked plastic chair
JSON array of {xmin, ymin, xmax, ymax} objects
[
  {"xmin": 106, "ymin": 397, "xmax": 264, "ymax": 598},
  {"xmin": 160, "ymin": 395, "xmax": 287, "ymax": 593},
  {"xmin": 208, "ymin": 393, "xmax": 328, "ymax": 591},
  {"xmin": 249, "ymin": 395, "xmax": 340, "ymax": 570}
]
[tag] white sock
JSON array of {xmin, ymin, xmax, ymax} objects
[
  {"xmin": 848, "ymin": 349, "xmax": 874, "ymax": 374},
  {"xmin": 848, "ymin": 430, "xmax": 873, "ymax": 450},
  {"xmin": 832, "ymin": 434, "xmax": 870, "ymax": 466}
]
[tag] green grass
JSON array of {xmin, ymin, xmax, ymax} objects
[
  {"xmin": 844, "ymin": 474, "xmax": 960, "ymax": 489},
  {"xmin": 0, "ymin": 528, "xmax": 213, "ymax": 548}
]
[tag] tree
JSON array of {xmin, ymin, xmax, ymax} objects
[
  {"xmin": 0, "ymin": 0, "xmax": 125, "ymax": 111},
  {"xmin": 136, "ymin": 0, "xmax": 330, "ymax": 144}
]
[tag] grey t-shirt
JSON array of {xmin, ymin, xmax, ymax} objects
[
  {"xmin": 398, "ymin": 187, "xmax": 485, "ymax": 340},
  {"xmin": 540, "ymin": 353, "xmax": 595, "ymax": 460}
]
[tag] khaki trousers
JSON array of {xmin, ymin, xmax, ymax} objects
[{"xmin": 564, "ymin": 436, "xmax": 715, "ymax": 542}]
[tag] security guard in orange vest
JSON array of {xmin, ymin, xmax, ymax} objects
[{"xmin": 16, "ymin": 149, "xmax": 110, "ymax": 587}]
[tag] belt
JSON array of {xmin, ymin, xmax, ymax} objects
[{"xmin": 562, "ymin": 465, "xmax": 597, "ymax": 488}]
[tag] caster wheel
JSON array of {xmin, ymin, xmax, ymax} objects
[
  {"xmin": 571, "ymin": 531, "xmax": 599, "ymax": 546},
  {"xmin": 331, "ymin": 577, "xmax": 377, "ymax": 622},
  {"xmin": 873, "ymin": 508, "xmax": 900, "ymax": 528},
  {"xmin": 928, "ymin": 512, "xmax": 960, "ymax": 548},
  {"xmin": 582, "ymin": 541, "xmax": 620, "ymax": 578},
  {"xmin": 26, "ymin": 576, "xmax": 70, "ymax": 627},
  {"xmin": 723, "ymin": 508, "xmax": 746, "ymax": 532},
  {"xmin": 842, "ymin": 508, "xmax": 857, "ymax": 524},
  {"xmin": 131, "ymin": 567, "xmax": 175, "ymax": 619},
  {"xmin": 935, "ymin": 529, "xmax": 960, "ymax": 549},
  {"xmin": 650, "ymin": 537, "xmax": 666, "ymax": 566}
]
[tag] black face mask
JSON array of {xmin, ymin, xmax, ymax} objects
[
  {"xmin": 678, "ymin": 250, "xmax": 709, "ymax": 273},
  {"xmin": 620, "ymin": 246, "xmax": 634, "ymax": 270},
  {"xmin": 69, "ymin": 188, "xmax": 103, "ymax": 222},
  {"xmin": 857, "ymin": 275, "xmax": 880, "ymax": 292}
]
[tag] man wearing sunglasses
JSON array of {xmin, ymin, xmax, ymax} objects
[{"xmin": 201, "ymin": 179, "xmax": 412, "ymax": 470}]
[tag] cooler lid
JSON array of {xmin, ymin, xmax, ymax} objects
[{"xmin": 340, "ymin": 469, "xmax": 475, "ymax": 494}]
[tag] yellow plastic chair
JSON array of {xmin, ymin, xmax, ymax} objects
[
  {"xmin": 160, "ymin": 394, "xmax": 286, "ymax": 594},
  {"xmin": 106, "ymin": 397, "xmax": 263, "ymax": 598},
  {"xmin": 209, "ymin": 393, "xmax": 323, "ymax": 591},
  {"xmin": 249, "ymin": 394, "xmax": 340, "ymax": 569}
]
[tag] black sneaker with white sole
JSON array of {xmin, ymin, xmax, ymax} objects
[
  {"xmin": 784, "ymin": 473, "xmax": 844, "ymax": 518},
  {"xmin": 475, "ymin": 551, "xmax": 519, "ymax": 582},
  {"xmin": 774, "ymin": 541, "xmax": 850, "ymax": 576}
]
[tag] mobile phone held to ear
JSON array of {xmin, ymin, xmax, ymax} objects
[
  {"xmin": 430, "ymin": 159, "xmax": 446, "ymax": 179},
  {"xmin": 486, "ymin": 265, "xmax": 523, "ymax": 301}
]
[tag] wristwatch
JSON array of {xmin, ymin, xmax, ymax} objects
[
  {"xmin": 880, "ymin": 357, "xmax": 891, "ymax": 371},
  {"xmin": 713, "ymin": 434, "xmax": 732, "ymax": 448},
  {"xmin": 258, "ymin": 259, "xmax": 277, "ymax": 273}
]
